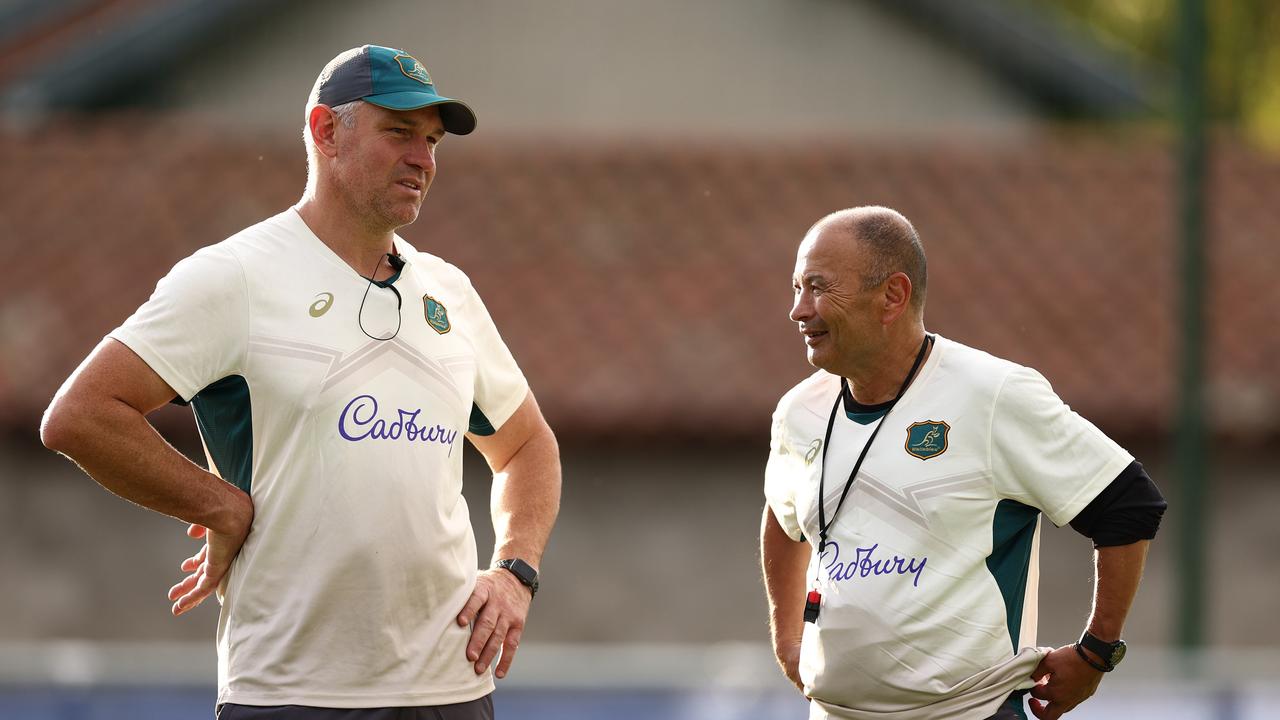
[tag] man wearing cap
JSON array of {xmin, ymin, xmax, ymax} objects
[{"xmin": 41, "ymin": 45, "xmax": 559, "ymax": 720}]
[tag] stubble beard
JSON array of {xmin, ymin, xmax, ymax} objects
[
  {"xmin": 331, "ymin": 155, "xmax": 422, "ymax": 235},
  {"xmin": 344, "ymin": 178, "xmax": 421, "ymax": 237},
  {"xmin": 373, "ymin": 190, "xmax": 421, "ymax": 232}
]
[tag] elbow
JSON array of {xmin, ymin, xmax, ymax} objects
[
  {"xmin": 533, "ymin": 415, "xmax": 559, "ymax": 451},
  {"xmin": 40, "ymin": 394, "xmax": 86, "ymax": 456}
]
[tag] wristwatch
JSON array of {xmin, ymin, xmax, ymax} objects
[
  {"xmin": 495, "ymin": 558, "xmax": 539, "ymax": 597},
  {"xmin": 1076, "ymin": 631, "xmax": 1126, "ymax": 672}
]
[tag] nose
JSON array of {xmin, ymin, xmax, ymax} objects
[
  {"xmin": 790, "ymin": 289, "xmax": 811, "ymax": 323},
  {"xmin": 404, "ymin": 141, "xmax": 436, "ymax": 175}
]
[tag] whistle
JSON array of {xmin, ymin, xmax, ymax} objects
[{"xmin": 803, "ymin": 589, "xmax": 821, "ymax": 623}]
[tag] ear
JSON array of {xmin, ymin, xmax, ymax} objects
[
  {"xmin": 881, "ymin": 272, "xmax": 913, "ymax": 326},
  {"xmin": 308, "ymin": 105, "xmax": 341, "ymax": 159}
]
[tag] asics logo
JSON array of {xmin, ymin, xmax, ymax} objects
[{"xmin": 309, "ymin": 292, "xmax": 334, "ymax": 318}]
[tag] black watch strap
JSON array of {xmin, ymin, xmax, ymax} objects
[
  {"xmin": 496, "ymin": 558, "xmax": 539, "ymax": 597},
  {"xmin": 1077, "ymin": 631, "xmax": 1125, "ymax": 671},
  {"xmin": 1074, "ymin": 643, "xmax": 1110, "ymax": 672}
]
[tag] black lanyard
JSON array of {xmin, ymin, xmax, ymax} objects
[
  {"xmin": 358, "ymin": 252, "xmax": 406, "ymax": 342},
  {"xmin": 815, "ymin": 334, "xmax": 933, "ymax": 555}
]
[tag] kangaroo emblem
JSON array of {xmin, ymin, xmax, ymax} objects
[
  {"xmin": 423, "ymin": 294, "xmax": 451, "ymax": 334},
  {"xmin": 905, "ymin": 421, "xmax": 950, "ymax": 460}
]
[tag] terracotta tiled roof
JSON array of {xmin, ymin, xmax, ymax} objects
[
  {"xmin": 0, "ymin": 0, "xmax": 156, "ymax": 86},
  {"xmin": 2, "ymin": 117, "xmax": 1277, "ymax": 440}
]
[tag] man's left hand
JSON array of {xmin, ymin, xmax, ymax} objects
[
  {"xmin": 457, "ymin": 567, "xmax": 533, "ymax": 679},
  {"xmin": 1027, "ymin": 645, "xmax": 1104, "ymax": 720}
]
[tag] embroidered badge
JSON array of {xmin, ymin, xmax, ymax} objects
[
  {"xmin": 423, "ymin": 294, "xmax": 450, "ymax": 334},
  {"xmin": 394, "ymin": 53, "xmax": 432, "ymax": 85},
  {"xmin": 905, "ymin": 421, "xmax": 950, "ymax": 460}
]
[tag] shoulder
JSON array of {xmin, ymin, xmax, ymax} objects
[
  {"xmin": 395, "ymin": 237, "xmax": 474, "ymax": 293},
  {"xmin": 934, "ymin": 337, "xmax": 1066, "ymax": 422},
  {"xmin": 214, "ymin": 209, "xmax": 312, "ymax": 264},
  {"xmin": 165, "ymin": 211, "xmax": 313, "ymax": 294},
  {"xmin": 931, "ymin": 335, "xmax": 1032, "ymax": 399},
  {"xmin": 934, "ymin": 335, "xmax": 1023, "ymax": 378},
  {"xmin": 774, "ymin": 370, "xmax": 840, "ymax": 424},
  {"xmin": 160, "ymin": 240, "xmax": 244, "ymax": 295},
  {"xmin": 157, "ymin": 210, "xmax": 304, "ymax": 285}
]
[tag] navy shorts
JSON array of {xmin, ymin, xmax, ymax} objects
[
  {"xmin": 987, "ymin": 692, "xmax": 1028, "ymax": 720},
  {"xmin": 216, "ymin": 694, "xmax": 493, "ymax": 720}
]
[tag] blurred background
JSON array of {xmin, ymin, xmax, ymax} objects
[{"xmin": 1, "ymin": 0, "xmax": 1277, "ymax": 718}]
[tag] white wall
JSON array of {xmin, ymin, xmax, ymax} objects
[{"xmin": 163, "ymin": 0, "xmax": 1037, "ymax": 138}]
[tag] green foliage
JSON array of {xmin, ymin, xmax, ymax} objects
[{"xmin": 1025, "ymin": 0, "xmax": 1280, "ymax": 148}]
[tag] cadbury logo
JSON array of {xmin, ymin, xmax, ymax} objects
[
  {"xmin": 338, "ymin": 394, "xmax": 458, "ymax": 449},
  {"xmin": 820, "ymin": 540, "xmax": 927, "ymax": 588}
]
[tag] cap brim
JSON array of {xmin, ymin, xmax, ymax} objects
[{"xmin": 363, "ymin": 93, "xmax": 477, "ymax": 135}]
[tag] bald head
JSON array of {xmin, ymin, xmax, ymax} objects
[{"xmin": 811, "ymin": 206, "xmax": 927, "ymax": 313}]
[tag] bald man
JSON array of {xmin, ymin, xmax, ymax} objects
[{"xmin": 760, "ymin": 207, "xmax": 1165, "ymax": 720}]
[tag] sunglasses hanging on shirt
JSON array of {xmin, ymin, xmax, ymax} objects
[{"xmin": 358, "ymin": 252, "xmax": 405, "ymax": 341}]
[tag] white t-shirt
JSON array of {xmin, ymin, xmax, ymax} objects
[
  {"xmin": 764, "ymin": 335, "xmax": 1132, "ymax": 720},
  {"xmin": 111, "ymin": 209, "xmax": 529, "ymax": 707}
]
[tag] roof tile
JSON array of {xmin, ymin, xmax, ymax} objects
[{"xmin": 2, "ymin": 119, "xmax": 1277, "ymax": 440}]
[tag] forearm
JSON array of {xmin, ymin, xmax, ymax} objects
[
  {"xmin": 43, "ymin": 393, "xmax": 249, "ymax": 535},
  {"xmin": 760, "ymin": 507, "xmax": 809, "ymax": 680},
  {"xmin": 1086, "ymin": 540, "xmax": 1150, "ymax": 641},
  {"xmin": 489, "ymin": 425, "xmax": 561, "ymax": 567}
]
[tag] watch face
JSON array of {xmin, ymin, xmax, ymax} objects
[
  {"xmin": 509, "ymin": 559, "xmax": 536, "ymax": 582},
  {"xmin": 1109, "ymin": 641, "xmax": 1127, "ymax": 666},
  {"xmin": 499, "ymin": 559, "xmax": 538, "ymax": 594}
]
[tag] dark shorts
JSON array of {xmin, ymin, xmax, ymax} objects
[
  {"xmin": 216, "ymin": 695, "xmax": 493, "ymax": 720},
  {"xmin": 986, "ymin": 691, "xmax": 1028, "ymax": 720}
]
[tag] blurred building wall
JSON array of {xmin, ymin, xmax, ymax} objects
[{"xmin": 153, "ymin": 0, "xmax": 1039, "ymax": 137}]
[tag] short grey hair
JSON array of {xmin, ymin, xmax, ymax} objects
[
  {"xmin": 819, "ymin": 206, "xmax": 928, "ymax": 311},
  {"xmin": 328, "ymin": 101, "xmax": 360, "ymax": 129},
  {"xmin": 303, "ymin": 100, "xmax": 361, "ymax": 194}
]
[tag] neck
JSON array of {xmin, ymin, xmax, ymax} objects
[
  {"xmin": 296, "ymin": 191, "xmax": 397, "ymax": 279},
  {"xmin": 843, "ymin": 328, "xmax": 930, "ymax": 405}
]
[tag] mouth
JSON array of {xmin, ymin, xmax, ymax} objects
[
  {"xmin": 801, "ymin": 328, "xmax": 828, "ymax": 347},
  {"xmin": 396, "ymin": 179, "xmax": 423, "ymax": 195}
]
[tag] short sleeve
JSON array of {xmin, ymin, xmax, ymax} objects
[
  {"xmin": 990, "ymin": 367, "xmax": 1133, "ymax": 527},
  {"xmin": 459, "ymin": 276, "xmax": 528, "ymax": 435},
  {"xmin": 108, "ymin": 246, "xmax": 248, "ymax": 402},
  {"xmin": 764, "ymin": 406, "xmax": 804, "ymax": 542}
]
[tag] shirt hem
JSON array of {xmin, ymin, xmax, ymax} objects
[
  {"xmin": 808, "ymin": 646, "xmax": 1044, "ymax": 719},
  {"xmin": 108, "ymin": 330, "xmax": 199, "ymax": 401},
  {"xmin": 1046, "ymin": 451, "xmax": 1134, "ymax": 528},
  {"xmin": 217, "ymin": 677, "xmax": 495, "ymax": 709},
  {"xmin": 480, "ymin": 380, "xmax": 531, "ymax": 433}
]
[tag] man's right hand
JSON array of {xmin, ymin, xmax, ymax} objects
[
  {"xmin": 41, "ymin": 338, "xmax": 258, "ymax": 617},
  {"xmin": 775, "ymin": 639, "xmax": 803, "ymax": 691},
  {"xmin": 168, "ymin": 495, "xmax": 253, "ymax": 616},
  {"xmin": 761, "ymin": 506, "xmax": 810, "ymax": 694}
]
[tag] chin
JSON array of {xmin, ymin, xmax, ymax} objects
[{"xmin": 380, "ymin": 206, "xmax": 420, "ymax": 230}]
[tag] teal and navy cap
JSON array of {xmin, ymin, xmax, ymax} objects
[{"xmin": 310, "ymin": 45, "xmax": 476, "ymax": 135}]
